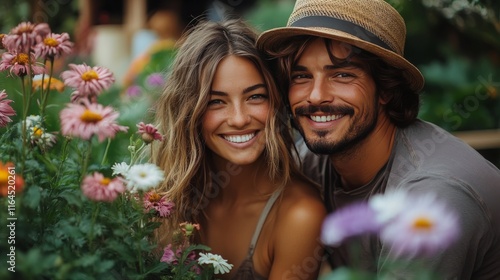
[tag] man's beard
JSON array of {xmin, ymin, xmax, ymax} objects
[{"xmin": 294, "ymin": 104, "xmax": 378, "ymax": 156}]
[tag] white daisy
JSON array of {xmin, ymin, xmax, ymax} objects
[
  {"xmin": 369, "ymin": 189, "xmax": 410, "ymax": 224},
  {"xmin": 111, "ymin": 162, "xmax": 130, "ymax": 176},
  {"xmin": 125, "ymin": 163, "xmax": 164, "ymax": 191},
  {"xmin": 198, "ymin": 252, "xmax": 233, "ymax": 275},
  {"xmin": 23, "ymin": 115, "xmax": 42, "ymax": 128},
  {"xmin": 379, "ymin": 192, "xmax": 460, "ymax": 258}
]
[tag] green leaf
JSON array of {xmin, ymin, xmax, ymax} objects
[
  {"xmin": 59, "ymin": 189, "xmax": 84, "ymax": 207},
  {"xmin": 22, "ymin": 184, "xmax": 41, "ymax": 209}
]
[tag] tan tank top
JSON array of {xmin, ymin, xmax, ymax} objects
[{"xmin": 230, "ymin": 189, "xmax": 282, "ymax": 280}]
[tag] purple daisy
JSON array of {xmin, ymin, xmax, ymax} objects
[
  {"xmin": 379, "ymin": 193, "xmax": 460, "ymax": 258},
  {"xmin": 321, "ymin": 201, "xmax": 381, "ymax": 246}
]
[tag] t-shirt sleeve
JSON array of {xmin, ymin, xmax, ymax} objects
[{"xmin": 379, "ymin": 174, "xmax": 495, "ymax": 280}]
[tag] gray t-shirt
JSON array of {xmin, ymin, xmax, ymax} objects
[{"xmin": 298, "ymin": 120, "xmax": 500, "ymax": 279}]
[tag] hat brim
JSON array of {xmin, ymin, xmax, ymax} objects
[{"xmin": 257, "ymin": 26, "xmax": 424, "ymax": 92}]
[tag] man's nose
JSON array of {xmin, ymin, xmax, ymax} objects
[{"xmin": 308, "ymin": 78, "xmax": 333, "ymax": 105}]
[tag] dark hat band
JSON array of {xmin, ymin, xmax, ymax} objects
[{"xmin": 291, "ymin": 16, "xmax": 392, "ymax": 52}]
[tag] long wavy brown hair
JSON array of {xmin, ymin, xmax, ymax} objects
[{"xmin": 150, "ymin": 19, "xmax": 305, "ymax": 246}]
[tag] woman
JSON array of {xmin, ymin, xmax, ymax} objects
[{"xmin": 152, "ymin": 19, "xmax": 326, "ymax": 280}]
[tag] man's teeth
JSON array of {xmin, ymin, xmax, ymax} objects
[
  {"xmin": 224, "ymin": 133, "xmax": 256, "ymax": 143},
  {"xmin": 310, "ymin": 114, "xmax": 343, "ymax": 122}
]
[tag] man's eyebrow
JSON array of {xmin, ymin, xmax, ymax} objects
[
  {"xmin": 292, "ymin": 61, "xmax": 364, "ymax": 72},
  {"xmin": 291, "ymin": 65, "xmax": 308, "ymax": 72},
  {"xmin": 327, "ymin": 60, "xmax": 364, "ymax": 70},
  {"xmin": 210, "ymin": 83, "xmax": 266, "ymax": 96}
]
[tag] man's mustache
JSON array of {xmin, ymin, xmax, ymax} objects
[{"xmin": 294, "ymin": 105, "xmax": 354, "ymax": 116}]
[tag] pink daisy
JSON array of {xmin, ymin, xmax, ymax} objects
[
  {"xmin": 160, "ymin": 244, "xmax": 177, "ymax": 264},
  {"xmin": 60, "ymin": 63, "xmax": 114, "ymax": 97},
  {"xmin": 59, "ymin": 101, "xmax": 128, "ymax": 142},
  {"xmin": 0, "ymin": 51, "xmax": 46, "ymax": 77},
  {"xmin": 136, "ymin": 122, "xmax": 163, "ymax": 143},
  {"xmin": 81, "ymin": 172, "xmax": 125, "ymax": 202},
  {"xmin": 143, "ymin": 191, "xmax": 175, "ymax": 217},
  {"xmin": 3, "ymin": 22, "xmax": 50, "ymax": 52},
  {"xmin": 0, "ymin": 90, "xmax": 16, "ymax": 127},
  {"xmin": 33, "ymin": 32, "xmax": 73, "ymax": 59}
]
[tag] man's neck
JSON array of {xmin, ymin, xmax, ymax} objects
[{"xmin": 330, "ymin": 118, "xmax": 397, "ymax": 191}]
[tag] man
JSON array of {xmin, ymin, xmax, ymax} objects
[{"xmin": 257, "ymin": 0, "xmax": 500, "ymax": 279}]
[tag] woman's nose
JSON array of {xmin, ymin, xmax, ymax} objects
[{"xmin": 227, "ymin": 105, "xmax": 251, "ymax": 127}]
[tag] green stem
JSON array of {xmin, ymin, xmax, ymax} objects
[
  {"xmin": 20, "ymin": 76, "xmax": 29, "ymax": 172},
  {"xmin": 136, "ymin": 191, "xmax": 145, "ymax": 274},
  {"xmin": 52, "ymin": 138, "xmax": 72, "ymax": 186},
  {"xmin": 88, "ymin": 203, "xmax": 100, "ymax": 251},
  {"xmin": 101, "ymin": 138, "xmax": 112, "ymax": 167},
  {"xmin": 137, "ymin": 237, "xmax": 144, "ymax": 274},
  {"xmin": 129, "ymin": 142, "xmax": 146, "ymax": 166},
  {"xmin": 80, "ymin": 140, "xmax": 93, "ymax": 182},
  {"xmin": 40, "ymin": 57, "xmax": 54, "ymax": 121}
]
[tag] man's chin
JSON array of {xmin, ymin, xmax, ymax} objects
[{"xmin": 303, "ymin": 138, "xmax": 336, "ymax": 155}]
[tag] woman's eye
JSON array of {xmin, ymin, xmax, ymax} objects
[
  {"xmin": 248, "ymin": 94, "xmax": 268, "ymax": 101},
  {"xmin": 207, "ymin": 99, "xmax": 223, "ymax": 106}
]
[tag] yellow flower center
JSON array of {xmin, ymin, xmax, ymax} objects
[
  {"xmin": 32, "ymin": 126, "xmax": 44, "ymax": 137},
  {"xmin": 18, "ymin": 25, "xmax": 33, "ymax": 34},
  {"xmin": 0, "ymin": 170, "xmax": 8, "ymax": 185},
  {"xmin": 81, "ymin": 70, "xmax": 99, "ymax": 81},
  {"xmin": 43, "ymin": 37, "xmax": 59, "ymax": 47},
  {"xmin": 148, "ymin": 192, "xmax": 161, "ymax": 202},
  {"xmin": 100, "ymin": 178, "xmax": 111, "ymax": 185},
  {"xmin": 14, "ymin": 53, "xmax": 29, "ymax": 65},
  {"xmin": 413, "ymin": 217, "xmax": 433, "ymax": 231},
  {"xmin": 80, "ymin": 110, "xmax": 103, "ymax": 123}
]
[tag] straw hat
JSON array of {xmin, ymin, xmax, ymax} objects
[{"xmin": 257, "ymin": 0, "xmax": 424, "ymax": 92}]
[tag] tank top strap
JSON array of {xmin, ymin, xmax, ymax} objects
[{"xmin": 247, "ymin": 189, "xmax": 282, "ymax": 256}]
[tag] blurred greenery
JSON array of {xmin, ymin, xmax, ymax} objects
[
  {"xmin": 1, "ymin": 0, "xmax": 499, "ymax": 148},
  {"xmin": 0, "ymin": 67, "xmax": 149, "ymax": 168}
]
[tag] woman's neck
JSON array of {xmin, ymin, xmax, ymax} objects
[{"xmin": 209, "ymin": 155, "xmax": 275, "ymax": 204}]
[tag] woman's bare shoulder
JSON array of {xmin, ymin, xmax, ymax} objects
[{"xmin": 277, "ymin": 178, "xmax": 326, "ymax": 223}]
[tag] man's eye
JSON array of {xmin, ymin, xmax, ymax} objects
[
  {"xmin": 291, "ymin": 73, "xmax": 308, "ymax": 80},
  {"xmin": 335, "ymin": 73, "xmax": 354, "ymax": 78}
]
